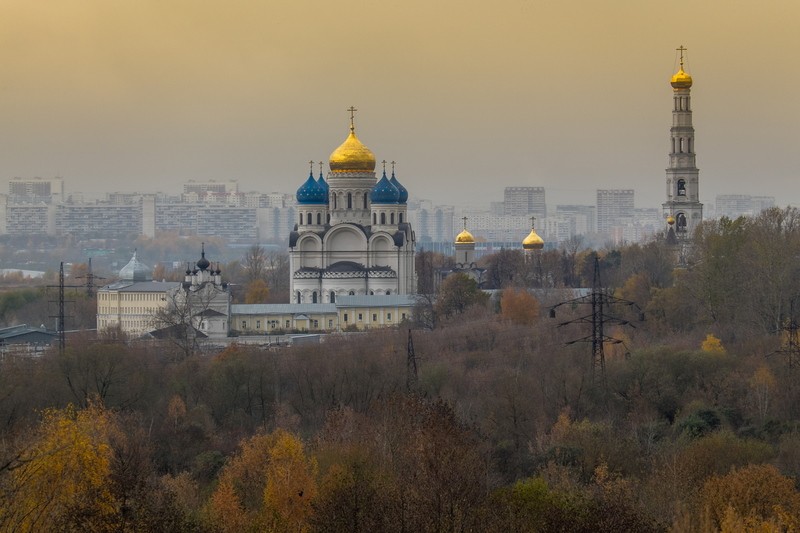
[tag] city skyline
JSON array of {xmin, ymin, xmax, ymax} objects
[{"xmin": 1, "ymin": 1, "xmax": 798, "ymax": 210}]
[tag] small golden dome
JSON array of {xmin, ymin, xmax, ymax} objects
[
  {"xmin": 522, "ymin": 228, "xmax": 544, "ymax": 250},
  {"xmin": 667, "ymin": 215, "xmax": 676, "ymax": 225},
  {"xmin": 329, "ymin": 127, "xmax": 376, "ymax": 173},
  {"xmin": 671, "ymin": 68, "xmax": 693, "ymax": 90},
  {"xmin": 455, "ymin": 229, "xmax": 475, "ymax": 244}
]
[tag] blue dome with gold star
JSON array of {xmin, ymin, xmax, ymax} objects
[
  {"xmin": 296, "ymin": 170, "xmax": 326, "ymax": 204},
  {"xmin": 370, "ymin": 170, "xmax": 400, "ymax": 204}
]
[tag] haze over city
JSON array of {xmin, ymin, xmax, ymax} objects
[{"xmin": 1, "ymin": 0, "xmax": 798, "ymax": 209}]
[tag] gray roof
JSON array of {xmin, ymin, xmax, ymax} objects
[
  {"xmin": 0, "ymin": 324, "xmax": 57, "ymax": 342},
  {"xmin": 232, "ymin": 304, "xmax": 337, "ymax": 315},
  {"xmin": 335, "ymin": 295, "xmax": 416, "ymax": 307},
  {"xmin": 101, "ymin": 281, "xmax": 181, "ymax": 292}
]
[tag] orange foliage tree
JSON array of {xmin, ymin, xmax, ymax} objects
[{"xmin": 500, "ymin": 288, "xmax": 540, "ymax": 326}]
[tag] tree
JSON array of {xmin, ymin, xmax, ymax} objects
[
  {"xmin": 263, "ymin": 430, "xmax": 318, "ymax": 532},
  {"xmin": 435, "ymin": 273, "xmax": 489, "ymax": 320},
  {"xmin": 0, "ymin": 403, "xmax": 118, "ymax": 531},
  {"xmin": 245, "ymin": 279, "xmax": 270, "ymax": 304},
  {"xmin": 484, "ymin": 249, "xmax": 525, "ymax": 289},
  {"xmin": 243, "ymin": 244, "xmax": 268, "ymax": 284},
  {"xmin": 500, "ymin": 288, "xmax": 540, "ymax": 326}
]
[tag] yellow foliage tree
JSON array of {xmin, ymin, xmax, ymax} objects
[
  {"xmin": 500, "ymin": 288, "xmax": 540, "ymax": 326},
  {"xmin": 701, "ymin": 333, "xmax": 726, "ymax": 355},
  {"xmin": 245, "ymin": 279, "xmax": 270, "ymax": 304},
  {"xmin": 698, "ymin": 464, "xmax": 800, "ymax": 531},
  {"xmin": 263, "ymin": 429, "xmax": 318, "ymax": 533},
  {"xmin": 0, "ymin": 403, "xmax": 118, "ymax": 531}
]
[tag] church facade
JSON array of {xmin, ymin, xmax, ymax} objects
[{"xmin": 289, "ymin": 111, "xmax": 416, "ymax": 303}]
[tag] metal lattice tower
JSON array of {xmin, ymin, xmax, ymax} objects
[
  {"xmin": 407, "ymin": 329, "xmax": 418, "ymax": 392},
  {"xmin": 549, "ymin": 255, "xmax": 643, "ymax": 384}
]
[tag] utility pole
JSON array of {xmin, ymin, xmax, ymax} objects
[
  {"xmin": 47, "ymin": 262, "xmax": 82, "ymax": 355},
  {"xmin": 549, "ymin": 255, "xmax": 643, "ymax": 385},
  {"xmin": 407, "ymin": 329, "xmax": 418, "ymax": 392}
]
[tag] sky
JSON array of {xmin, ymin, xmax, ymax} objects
[{"xmin": 1, "ymin": 0, "xmax": 798, "ymax": 210}]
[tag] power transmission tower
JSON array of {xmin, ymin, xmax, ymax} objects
[
  {"xmin": 407, "ymin": 329, "xmax": 418, "ymax": 392},
  {"xmin": 768, "ymin": 301, "xmax": 800, "ymax": 369},
  {"xmin": 47, "ymin": 262, "xmax": 82, "ymax": 355},
  {"xmin": 75, "ymin": 257, "xmax": 105, "ymax": 297},
  {"xmin": 549, "ymin": 255, "xmax": 643, "ymax": 385}
]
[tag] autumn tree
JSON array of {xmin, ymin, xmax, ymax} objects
[
  {"xmin": 435, "ymin": 273, "xmax": 489, "ymax": 320},
  {"xmin": 500, "ymin": 288, "xmax": 540, "ymax": 326},
  {"xmin": 245, "ymin": 278, "xmax": 270, "ymax": 304},
  {"xmin": 243, "ymin": 244, "xmax": 268, "ymax": 283},
  {"xmin": 484, "ymin": 248, "xmax": 526, "ymax": 289},
  {"xmin": 0, "ymin": 403, "xmax": 118, "ymax": 531}
]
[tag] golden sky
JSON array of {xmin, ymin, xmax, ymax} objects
[{"xmin": 1, "ymin": 0, "xmax": 798, "ymax": 208}]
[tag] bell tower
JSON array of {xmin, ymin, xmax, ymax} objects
[{"xmin": 663, "ymin": 46, "xmax": 703, "ymax": 241}]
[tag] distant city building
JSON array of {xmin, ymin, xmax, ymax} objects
[
  {"xmin": 596, "ymin": 189, "xmax": 634, "ymax": 236},
  {"xmin": 182, "ymin": 179, "xmax": 238, "ymax": 196},
  {"xmin": 504, "ymin": 186, "xmax": 546, "ymax": 218},
  {"xmin": 662, "ymin": 46, "xmax": 703, "ymax": 241},
  {"xmin": 556, "ymin": 205, "xmax": 596, "ymax": 234},
  {"xmin": 408, "ymin": 200, "xmax": 455, "ymax": 243},
  {"xmin": 715, "ymin": 194, "xmax": 775, "ymax": 219},
  {"xmin": 8, "ymin": 177, "xmax": 64, "ymax": 202}
]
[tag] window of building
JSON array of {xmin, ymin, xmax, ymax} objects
[
  {"xmin": 358, "ymin": 313, "xmax": 363, "ymax": 321},
  {"xmin": 330, "ymin": 291, "xmax": 336, "ymax": 303},
  {"xmin": 402, "ymin": 313, "xmax": 406, "ymax": 319},
  {"xmin": 328, "ymin": 320, "xmax": 333, "ymax": 328},
  {"xmin": 677, "ymin": 179, "xmax": 686, "ymax": 196},
  {"xmin": 286, "ymin": 320, "xmax": 290, "ymax": 328},
  {"xmin": 387, "ymin": 313, "xmax": 391, "ymax": 321},
  {"xmin": 373, "ymin": 213, "xmax": 376, "ymax": 224},
  {"xmin": 372, "ymin": 313, "xmax": 377, "ymax": 322},
  {"xmin": 307, "ymin": 213, "xmax": 312, "ymax": 225},
  {"xmin": 380, "ymin": 213, "xmax": 386, "ymax": 224},
  {"xmin": 317, "ymin": 213, "xmax": 321, "ymax": 225},
  {"xmin": 297, "ymin": 291, "xmax": 301, "ymax": 304},
  {"xmin": 347, "ymin": 193, "xmax": 352, "ymax": 209},
  {"xmin": 241, "ymin": 320, "xmax": 247, "ymax": 329},
  {"xmin": 390, "ymin": 213, "xmax": 395, "ymax": 224},
  {"xmin": 313, "ymin": 320, "xmax": 318, "ymax": 328},
  {"xmin": 399, "ymin": 213, "xmax": 403, "ymax": 223},
  {"xmin": 344, "ymin": 313, "xmax": 348, "ymax": 322},
  {"xmin": 256, "ymin": 320, "xmax": 261, "ymax": 329},
  {"xmin": 363, "ymin": 192, "xmax": 368, "ymax": 208},
  {"xmin": 349, "ymin": 290, "xmax": 355, "ymax": 296}
]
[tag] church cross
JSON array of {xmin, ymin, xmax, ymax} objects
[
  {"xmin": 347, "ymin": 106, "xmax": 357, "ymax": 131},
  {"xmin": 309, "ymin": 160, "xmax": 314, "ymax": 173},
  {"xmin": 462, "ymin": 216, "xmax": 468, "ymax": 230},
  {"xmin": 530, "ymin": 215, "xmax": 536, "ymax": 229},
  {"xmin": 676, "ymin": 45, "xmax": 687, "ymax": 69},
  {"xmin": 391, "ymin": 161, "xmax": 396, "ymax": 174}
]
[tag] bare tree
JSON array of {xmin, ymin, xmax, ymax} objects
[{"xmin": 243, "ymin": 244, "xmax": 268, "ymax": 284}]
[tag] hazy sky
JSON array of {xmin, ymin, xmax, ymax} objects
[{"xmin": 1, "ymin": 0, "xmax": 798, "ymax": 209}]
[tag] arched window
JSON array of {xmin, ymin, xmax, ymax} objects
[
  {"xmin": 363, "ymin": 192, "xmax": 368, "ymax": 208},
  {"xmin": 312, "ymin": 291, "xmax": 317, "ymax": 303},
  {"xmin": 333, "ymin": 194, "xmax": 337, "ymax": 209},
  {"xmin": 306, "ymin": 213, "xmax": 312, "ymax": 225},
  {"xmin": 330, "ymin": 291, "xmax": 336, "ymax": 303},
  {"xmin": 369, "ymin": 290, "xmax": 374, "ymax": 295},
  {"xmin": 373, "ymin": 213, "xmax": 377, "ymax": 225},
  {"xmin": 349, "ymin": 290, "xmax": 355, "ymax": 296},
  {"xmin": 390, "ymin": 213, "xmax": 395, "ymax": 224},
  {"xmin": 347, "ymin": 193, "xmax": 352, "ymax": 209},
  {"xmin": 317, "ymin": 213, "xmax": 321, "ymax": 225},
  {"xmin": 677, "ymin": 179, "xmax": 686, "ymax": 196},
  {"xmin": 676, "ymin": 213, "xmax": 687, "ymax": 233},
  {"xmin": 380, "ymin": 213, "xmax": 386, "ymax": 224},
  {"xmin": 299, "ymin": 214, "xmax": 303, "ymax": 224},
  {"xmin": 386, "ymin": 289, "xmax": 391, "ymax": 295},
  {"xmin": 399, "ymin": 213, "xmax": 403, "ymax": 223},
  {"xmin": 327, "ymin": 213, "xmax": 331, "ymax": 223},
  {"xmin": 296, "ymin": 291, "xmax": 301, "ymax": 303}
]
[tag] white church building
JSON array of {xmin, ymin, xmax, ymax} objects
[{"xmin": 289, "ymin": 110, "xmax": 416, "ymax": 303}]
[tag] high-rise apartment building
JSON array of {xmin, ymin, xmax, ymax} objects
[
  {"xmin": 596, "ymin": 189, "xmax": 634, "ymax": 236},
  {"xmin": 504, "ymin": 186, "xmax": 545, "ymax": 218},
  {"xmin": 8, "ymin": 177, "xmax": 64, "ymax": 201}
]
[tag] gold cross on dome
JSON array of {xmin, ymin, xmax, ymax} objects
[
  {"xmin": 347, "ymin": 106, "xmax": 357, "ymax": 131},
  {"xmin": 462, "ymin": 216, "xmax": 468, "ymax": 230},
  {"xmin": 530, "ymin": 215, "xmax": 536, "ymax": 229},
  {"xmin": 676, "ymin": 45, "xmax": 687, "ymax": 69},
  {"xmin": 308, "ymin": 160, "xmax": 314, "ymax": 173},
  {"xmin": 391, "ymin": 161, "xmax": 396, "ymax": 174}
]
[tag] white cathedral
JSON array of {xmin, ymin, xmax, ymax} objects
[{"xmin": 288, "ymin": 110, "xmax": 416, "ymax": 303}]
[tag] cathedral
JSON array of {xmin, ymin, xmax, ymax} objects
[
  {"xmin": 663, "ymin": 46, "xmax": 703, "ymax": 241},
  {"xmin": 288, "ymin": 110, "xmax": 416, "ymax": 303}
]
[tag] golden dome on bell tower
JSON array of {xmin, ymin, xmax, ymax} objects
[
  {"xmin": 522, "ymin": 216, "xmax": 544, "ymax": 250},
  {"xmin": 670, "ymin": 45, "xmax": 693, "ymax": 90},
  {"xmin": 329, "ymin": 106, "xmax": 376, "ymax": 173}
]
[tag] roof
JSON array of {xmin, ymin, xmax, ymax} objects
[
  {"xmin": 101, "ymin": 281, "xmax": 181, "ymax": 292},
  {"xmin": 232, "ymin": 304, "xmax": 337, "ymax": 315},
  {"xmin": 0, "ymin": 324, "xmax": 58, "ymax": 342},
  {"xmin": 335, "ymin": 295, "xmax": 417, "ymax": 308}
]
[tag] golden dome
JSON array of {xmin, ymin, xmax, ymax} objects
[
  {"xmin": 667, "ymin": 215, "xmax": 676, "ymax": 225},
  {"xmin": 455, "ymin": 229, "xmax": 475, "ymax": 244},
  {"xmin": 671, "ymin": 68, "xmax": 693, "ymax": 90},
  {"xmin": 329, "ymin": 127, "xmax": 376, "ymax": 173},
  {"xmin": 522, "ymin": 228, "xmax": 544, "ymax": 250}
]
